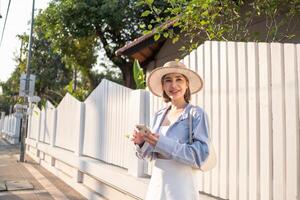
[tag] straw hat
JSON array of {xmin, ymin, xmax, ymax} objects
[{"xmin": 147, "ymin": 61, "xmax": 203, "ymax": 97}]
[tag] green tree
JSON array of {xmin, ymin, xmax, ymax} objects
[
  {"xmin": 36, "ymin": 0, "xmax": 165, "ymax": 89},
  {"xmin": 16, "ymin": 33, "xmax": 72, "ymax": 105},
  {"xmin": 140, "ymin": 0, "xmax": 300, "ymax": 52},
  {"xmin": 0, "ymin": 71, "xmax": 23, "ymax": 114},
  {"xmin": 35, "ymin": 7, "xmax": 100, "ymax": 91},
  {"xmin": 0, "ymin": 94, "xmax": 13, "ymax": 114}
]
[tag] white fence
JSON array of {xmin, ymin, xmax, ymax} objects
[
  {"xmin": 175, "ymin": 41, "xmax": 299, "ymax": 200},
  {"xmin": 0, "ymin": 112, "xmax": 21, "ymax": 144},
  {"xmin": 23, "ymin": 41, "xmax": 299, "ymax": 200},
  {"xmin": 148, "ymin": 41, "xmax": 300, "ymax": 200},
  {"xmin": 25, "ymin": 80, "xmax": 150, "ymax": 199}
]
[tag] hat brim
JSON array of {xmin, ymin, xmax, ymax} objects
[{"xmin": 147, "ymin": 66, "xmax": 203, "ymax": 97}]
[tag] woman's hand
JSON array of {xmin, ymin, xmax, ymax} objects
[
  {"xmin": 131, "ymin": 129, "xmax": 145, "ymax": 145},
  {"xmin": 131, "ymin": 128, "xmax": 160, "ymax": 147},
  {"xmin": 144, "ymin": 133, "xmax": 160, "ymax": 147}
]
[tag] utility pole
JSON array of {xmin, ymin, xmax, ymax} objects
[
  {"xmin": 0, "ymin": 0, "xmax": 11, "ymax": 46},
  {"xmin": 0, "ymin": 3, "xmax": 2, "ymax": 18},
  {"xmin": 0, "ymin": 0, "xmax": 2, "ymax": 18},
  {"xmin": 20, "ymin": 0, "xmax": 35, "ymax": 162}
]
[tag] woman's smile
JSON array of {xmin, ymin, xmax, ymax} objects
[{"xmin": 168, "ymin": 89, "xmax": 180, "ymax": 95}]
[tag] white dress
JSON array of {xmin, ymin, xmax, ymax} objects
[{"xmin": 145, "ymin": 126, "xmax": 199, "ymax": 200}]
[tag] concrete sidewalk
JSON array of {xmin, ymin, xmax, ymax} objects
[{"xmin": 0, "ymin": 138, "xmax": 87, "ymax": 200}]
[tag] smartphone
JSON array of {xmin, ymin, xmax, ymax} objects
[{"xmin": 135, "ymin": 124, "xmax": 151, "ymax": 135}]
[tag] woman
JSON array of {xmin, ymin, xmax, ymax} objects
[{"xmin": 132, "ymin": 61, "xmax": 210, "ymax": 200}]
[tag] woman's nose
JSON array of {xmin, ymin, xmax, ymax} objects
[
  {"xmin": 170, "ymin": 80, "xmax": 176, "ymax": 86},
  {"xmin": 170, "ymin": 81, "xmax": 179, "ymax": 89}
]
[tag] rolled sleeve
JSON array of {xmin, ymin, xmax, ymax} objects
[{"xmin": 135, "ymin": 142, "xmax": 154, "ymax": 160}]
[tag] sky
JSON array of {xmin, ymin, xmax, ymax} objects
[{"xmin": 0, "ymin": 0, "xmax": 51, "ymax": 82}]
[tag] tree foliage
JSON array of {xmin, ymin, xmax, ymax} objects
[
  {"xmin": 0, "ymin": 69, "xmax": 23, "ymax": 114},
  {"xmin": 139, "ymin": 0, "xmax": 300, "ymax": 51},
  {"xmin": 36, "ymin": 0, "xmax": 162, "ymax": 88},
  {"xmin": 15, "ymin": 33, "xmax": 72, "ymax": 106},
  {"xmin": 35, "ymin": 6, "xmax": 100, "ymax": 90}
]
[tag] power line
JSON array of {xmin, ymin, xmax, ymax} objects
[{"xmin": 0, "ymin": 0, "xmax": 12, "ymax": 47}]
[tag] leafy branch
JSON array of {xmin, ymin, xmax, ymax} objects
[{"xmin": 138, "ymin": 0, "xmax": 300, "ymax": 53}]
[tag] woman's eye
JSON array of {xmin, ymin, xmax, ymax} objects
[{"xmin": 164, "ymin": 79, "xmax": 172, "ymax": 83}]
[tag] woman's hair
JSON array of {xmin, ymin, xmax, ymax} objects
[{"xmin": 161, "ymin": 74, "xmax": 191, "ymax": 103}]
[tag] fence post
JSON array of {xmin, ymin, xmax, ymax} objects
[
  {"xmin": 74, "ymin": 102, "xmax": 85, "ymax": 156},
  {"xmin": 26, "ymin": 113, "xmax": 31, "ymax": 140},
  {"xmin": 0, "ymin": 112, "xmax": 4, "ymax": 136},
  {"xmin": 50, "ymin": 108, "xmax": 57, "ymax": 166},
  {"xmin": 8, "ymin": 115, "xmax": 13, "ymax": 143},
  {"xmin": 73, "ymin": 102, "xmax": 85, "ymax": 183},
  {"xmin": 128, "ymin": 90, "xmax": 150, "ymax": 177},
  {"xmin": 3, "ymin": 116, "xmax": 7, "ymax": 139},
  {"xmin": 13, "ymin": 116, "xmax": 21, "ymax": 144},
  {"xmin": 50, "ymin": 109, "xmax": 57, "ymax": 148},
  {"xmin": 33, "ymin": 107, "xmax": 42, "ymax": 162}
]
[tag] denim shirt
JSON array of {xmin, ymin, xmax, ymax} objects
[{"xmin": 136, "ymin": 104, "xmax": 210, "ymax": 169}]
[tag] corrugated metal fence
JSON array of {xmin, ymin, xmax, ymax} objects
[
  {"xmin": 22, "ymin": 41, "xmax": 299, "ymax": 200},
  {"xmin": 198, "ymin": 41, "xmax": 299, "ymax": 200},
  {"xmin": 26, "ymin": 80, "xmax": 149, "ymax": 172},
  {"xmin": 149, "ymin": 41, "xmax": 299, "ymax": 200}
]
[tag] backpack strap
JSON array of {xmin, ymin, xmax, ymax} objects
[{"xmin": 188, "ymin": 106, "xmax": 194, "ymax": 145}]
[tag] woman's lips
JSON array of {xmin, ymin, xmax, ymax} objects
[{"xmin": 169, "ymin": 90, "xmax": 180, "ymax": 95}]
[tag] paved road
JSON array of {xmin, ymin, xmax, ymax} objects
[{"xmin": 0, "ymin": 137, "xmax": 87, "ymax": 200}]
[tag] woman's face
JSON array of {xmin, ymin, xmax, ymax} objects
[{"xmin": 162, "ymin": 73, "xmax": 188, "ymax": 102}]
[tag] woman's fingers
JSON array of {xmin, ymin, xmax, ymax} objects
[
  {"xmin": 144, "ymin": 133, "xmax": 159, "ymax": 146},
  {"xmin": 131, "ymin": 129, "xmax": 159, "ymax": 146},
  {"xmin": 131, "ymin": 130, "xmax": 146, "ymax": 145}
]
